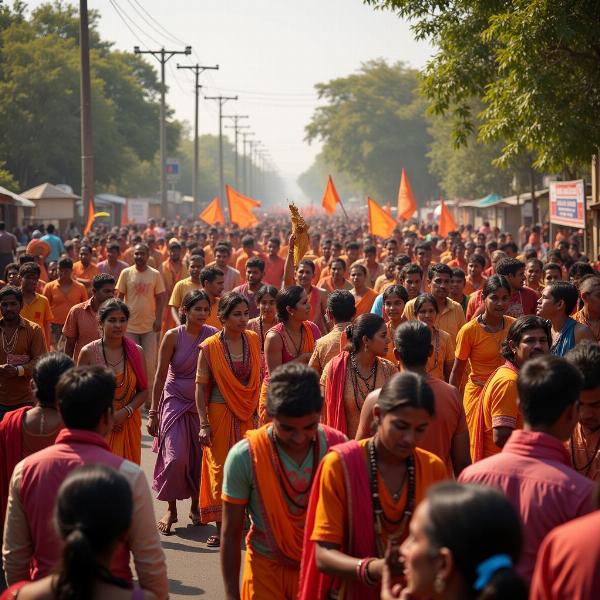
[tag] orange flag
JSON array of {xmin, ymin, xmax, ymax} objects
[
  {"xmin": 83, "ymin": 197, "xmax": 95, "ymax": 235},
  {"xmin": 438, "ymin": 198, "xmax": 457, "ymax": 237},
  {"xmin": 397, "ymin": 168, "xmax": 417, "ymax": 221},
  {"xmin": 225, "ymin": 184, "xmax": 261, "ymax": 208},
  {"xmin": 321, "ymin": 175, "xmax": 341, "ymax": 214},
  {"xmin": 226, "ymin": 185, "xmax": 259, "ymax": 228},
  {"xmin": 368, "ymin": 197, "xmax": 397, "ymax": 239},
  {"xmin": 199, "ymin": 197, "xmax": 225, "ymax": 225}
]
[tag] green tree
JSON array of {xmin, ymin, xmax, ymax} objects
[
  {"xmin": 0, "ymin": 160, "xmax": 17, "ymax": 189},
  {"xmin": 364, "ymin": 1, "xmax": 600, "ymax": 175},
  {"xmin": 0, "ymin": 1, "xmax": 181, "ymax": 193},
  {"xmin": 305, "ymin": 59, "xmax": 438, "ymax": 206}
]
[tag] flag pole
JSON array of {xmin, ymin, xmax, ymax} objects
[{"xmin": 338, "ymin": 198, "xmax": 350, "ymax": 222}]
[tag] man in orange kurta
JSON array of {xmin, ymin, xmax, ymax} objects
[
  {"xmin": 221, "ymin": 363, "xmax": 346, "ymax": 600},
  {"xmin": 565, "ymin": 342, "xmax": 600, "ymax": 482}
]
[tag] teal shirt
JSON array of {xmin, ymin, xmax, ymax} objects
[{"xmin": 222, "ymin": 425, "xmax": 336, "ymax": 559}]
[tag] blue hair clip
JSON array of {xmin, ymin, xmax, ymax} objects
[{"xmin": 473, "ymin": 554, "xmax": 513, "ymax": 591}]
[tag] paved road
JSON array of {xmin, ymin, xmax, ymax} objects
[{"xmin": 140, "ymin": 430, "xmax": 226, "ymax": 599}]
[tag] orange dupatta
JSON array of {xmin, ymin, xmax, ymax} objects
[
  {"xmin": 201, "ymin": 330, "xmax": 261, "ymax": 421},
  {"xmin": 353, "ymin": 288, "xmax": 378, "ymax": 319},
  {"xmin": 246, "ymin": 424, "xmax": 347, "ymax": 566}
]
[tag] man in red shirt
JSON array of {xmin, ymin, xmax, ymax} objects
[{"xmin": 459, "ymin": 354, "xmax": 593, "ymax": 583}]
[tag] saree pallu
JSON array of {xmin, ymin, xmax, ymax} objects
[{"xmin": 199, "ymin": 330, "xmax": 261, "ymax": 523}]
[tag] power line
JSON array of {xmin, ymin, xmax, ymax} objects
[
  {"xmin": 130, "ymin": 0, "xmax": 187, "ymax": 46},
  {"xmin": 108, "ymin": 0, "xmax": 163, "ymax": 48}
]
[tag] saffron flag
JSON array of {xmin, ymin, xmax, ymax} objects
[
  {"xmin": 321, "ymin": 175, "xmax": 341, "ymax": 214},
  {"xmin": 83, "ymin": 197, "xmax": 95, "ymax": 235},
  {"xmin": 438, "ymin": 198, "xmax": 457, "ymax": 237},
  {"xmin": 226, "ymin": 185, "xmax": 259, "ymax": 228},
  {"xmin": 368, "ymin": 197, "xmax": 397, "ymax": 239},
  {"xmin": 199, "ymin": 197, "xmax": 225, "ymax": 225},
  {"xmin": 397, "ymin": 168, "xmax": 417, "ymax": 221},
  {"xmin": 225, "ymin": 184, "xmax": 261, "ymax": 208}
]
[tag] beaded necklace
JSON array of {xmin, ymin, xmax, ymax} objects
[
  {"xmin": 570, "ymin": 432, "xmax": 600, "ymax": 477},
  {"xmin": 368, "ymin": 437, "xmax": 416, "ymax": 557},
  {"xmin": 220, "ymin": 330, "xmax": 251, "ymax": 380},
  {"xmin": 268, "ymin": 429, "xmax": 320, "ymax": 511},
  {"xmin": 349, "ymin": 352, "xmax": 378, "ymax": 410},
  {"xmin": 283, "ymin": 323, "xmax": 304, "ymax": 358}
]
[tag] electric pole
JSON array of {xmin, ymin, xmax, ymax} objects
[
  {"xmin": 223, "ymin": 115, "xmax": 249, "ymax": 188},
  {"xmin": 241, "ymin": 131, "xmax": 254, "ymax": 194},
  {"xmin": 176, "ymin": 63, "xmax": 219, "ymax": 217},
  {"xmin": 79, "ymin": 0, "xmax": 94, "ymax": 229},
  {"xmin": 204, "ymin": 95, "xmax": 238, "ymax": 211},
  {"xmin": 134, "ymin": 45, "xmax": 192, "ymax": 219}
]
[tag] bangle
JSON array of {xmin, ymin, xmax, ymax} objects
[
  {"xmin": 124, "ymin": 405, "xmax": 134, "ymax": 418},
  {"xmin": 364, "ymin": 558, "xmax": 377, "ymax": 586},
  {"xmin": 358, "ymin": 557, "xmax": 377, "ymax": 586},
  {"xmin": 200, "ymin": 424, "xmax": 210, "ymax": 429},
  {"xmin": 148, "ymin": 409, "xmax": 158, "ymax": 417}
]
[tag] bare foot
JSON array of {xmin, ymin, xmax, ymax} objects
[
  {"xmin": 189, "ymin": 508, "xmax": 202, "ymax": 526},
  {"xmin": 157, "ymin": 510, "xmax": 178, "ymax": 535}
]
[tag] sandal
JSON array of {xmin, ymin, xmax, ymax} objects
[{"xmin": 206, "ymin": 535, "xmax": 220, "ymax": 547}]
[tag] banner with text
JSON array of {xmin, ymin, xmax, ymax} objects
[{"xmin": 549, "ymin": 180, "xmax": 585, "ymax": 228}]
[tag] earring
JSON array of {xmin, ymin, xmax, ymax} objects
[{"xmin": 433, "ymin": 574, "xmax": 445, "ymax": 594}]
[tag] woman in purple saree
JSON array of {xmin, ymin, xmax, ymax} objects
[{"xmin": 148, "ymin": 289, "xmax": 217, "ymax": 535}]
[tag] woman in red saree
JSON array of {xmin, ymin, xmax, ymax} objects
[
  {"xmin": 196, "ymin": 292, "xmax": 261, "ymax": 547},
  {"xmin": 78, "ymin": 298, "xmax": 148, "ymax": 465},
  {"xmin": 321, "ymin": 313, "xmax": 396, "ymax": 438},
  {"xmin": 259, "ymin": 285, "xmax": 321, "ymax": 423},
  {"xmin": 299, "ymin": 372, "xmax": 447, "ymax": 599}
]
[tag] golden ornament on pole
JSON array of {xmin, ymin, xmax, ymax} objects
[{"xmin": 288, "ymin": 202, "xmax": 310, "ymax": 267}]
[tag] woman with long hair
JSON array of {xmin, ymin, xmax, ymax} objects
[
  {"xmin": 1, "ymin": 463, "xmax": 156, "ymax": 600},
  {"xmin": 148, "ymin": 289, "xmax": 218, "ymax": 535},
  {"xmin": 414, "ymin": 294, "xmax": 455, "ymax": 382},
  {"xmin": 381, "ymin": 482, "xmax": 526, "ymax": 600},
  {"xmin": 259, "ymin": 285, "xmax": 321, "ymax": 423},
  {"xmin": 449, "ymin": 276, "xmax": 514, "ymax": 454},
  {"xmin": 246, "ymin": 284, "xmax": 278, "ymax": 378},
  {"xmin": 321, "ymin": 313, "xmax": 397, "ymax": 439},
  {"xmin": 78, "ymin": 299, "xmax": 148, "ymax": 465},
  {"xmin": 298, "ymin": 372, "xmax": 447, "ymax": 599},
  {"xmin": 195, "ymin": 292, "xmax": 261, "ymax": 547},
  {"xmin": 382, "ymin": 284, "xmax": 408, "ymax": 364}
]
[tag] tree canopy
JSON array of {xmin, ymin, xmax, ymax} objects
[
  {"xmin": 0, "ymin": 1, "xmax": 181, "ymax": 192},
  {"xmin": 364, "ymin": 0, "xmax": 600, "ymax": 174},
  {"xmin": 305, "ymin": 59, "xmax": 438, "ymax": 206}
]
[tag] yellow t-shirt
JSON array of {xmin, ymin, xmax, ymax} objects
[
  {"xmin": 116, "ymin": 266, "xmax": 165, "ymax": 334},
  {"xmin": 21, "ymin": 293, "xmax": 53, "ymax": 346},
  {"xmin": 168, "ymin": 277, "xmax": 202, "ymax": 309},
  {"xmin": 403, "ymin": 297, "xmax": 466, "ymax": 341}
]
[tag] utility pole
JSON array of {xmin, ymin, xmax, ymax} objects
[
  {"xmin": 223, "ymin": 115, "xmax": 249, "ymax": 188},
  {"xmin": 241, "ymin": 131, "xmax": 254, "ymax": 194},
  {"xmin": 79, "ymin": 0, "xmax": 94, "ymax": 229},
  {"xmin": 248, "ymin": 140, "xmax": 259, "ymax": 198},
  {"xmin": 176, "ymin": 63, "xmax": 218, "ymax": 217},
  {"xmin": 134, "ymin": 45, "xmax": 192, "ymax": 219},
  {"xmin": 204, "ymin": 95, "xmax": 238, "ymax": 211}
]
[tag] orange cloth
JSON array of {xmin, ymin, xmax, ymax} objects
[
  {"xmin": 199, "ymin": 197, "xmax": 225, "ymax": 225},
  {"xmin": 474, "ymin": 364, "xmax": 521, "ymax": 460},
  {"xmin": 106, "ymin": 364, "xmax": 141, "ymax": 465},
  {"xmin": 226, "ymin": 184, "xmax": 260, "ymax": 228},
  {"xmin": 42, "ymin": 280, "xmax": 88, "ymax": 325},
  {"xmin": 367, "ymin": 196, "xmax": 396, "ymax": 238},
  {"xmin": 438, "ymin": 199, "xmax": 457, "ymax": 236},
  {"xmin": 263, "ymin": 255, "xmax": 285, "ymax": 287},
  {"xmin": 236, "ymin": 251, "xmax": 259, "ymax": 282},
  {"xmin": 454, "ymin": 317, "xmax": 515, "ymax": 447},
  {"xmin": 568, "ymin": 424, "xmax": 600, "ymax": 482},
  {"xmin": 317, "ymin": 276, "xmax": 352, "ymax": 293},
  {"xmin": 241, "ymin": 545, "xmax": 299, "ymax": 600},
  {"xmin": 420, "ymin": 377, "xmax": 468, "ymax": 476},
  {"xmin": 72, "ymin": 261, "xmax": 100, "ymax": 284},
  {"xmin": 203, "ymin": 244, "xmax": 215, "ymax": 265},
  {"xmin": 311, "ymin": 439, "xmax": 447, "ymax": 548},
  {"xmin": 353, "ymin": 288, "xmax": 378, "ymax": 319},
  {"xmin": 321, "ymin": 175, "xmax": 341, "ymax": 215},
  {"xmin": 374, "ymin": 274, "xmax": 395, "ymax": 293},
  {"xmin": 384, "ymin": 321, "xmax": 399, "ymax": 364},
  {"xmin": 20, "ymin": 294, "xmax": 53, "ymax": 347},
  {"xmin": 573, "ymin": 309, "xmax": 600, "ymax": 343},
  {"xmin": 206, "ymin": 298, "xmax": 222, "ymax": 330},
  {"xmin": 198, "ymin": 331, "xmax": 261, "ymax": 523},
  {"xmin": 160, "ymin": 260, "xmax": 189, "ymax": 333},
  {"xmin": 397, "ymin": 168, "xmax": 417, "ymax": 220}
]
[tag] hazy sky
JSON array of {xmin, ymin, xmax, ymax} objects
[{"xmin": 28, "ymin": 0, "xmax": 433, "ymax": 196}]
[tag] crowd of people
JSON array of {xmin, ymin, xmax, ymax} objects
[{"xmin": 0, "ymin": 214, "xmax": 599, "ymax": 599}]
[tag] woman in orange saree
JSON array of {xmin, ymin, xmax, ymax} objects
[
  {"xmin": 78, "ymin": 298, "xmax": 148, "ymax": 465},
  {"xmin": 259, "ymin": 286, "xmax": 321, "ymax": 423},
  {"xmin": 298, "ymin": 372, "xmax": 447, "ymax": 599},
  {"xmin": 196, "ymin": 291, "xmax": 261, "ymax": 547}
]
